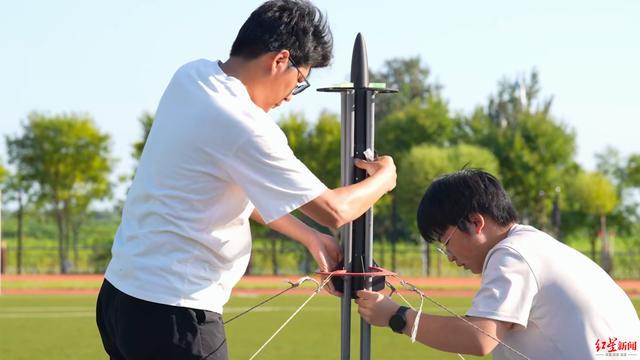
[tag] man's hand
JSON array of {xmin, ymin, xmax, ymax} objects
[
  {"xmin": 306, "ymin": 231, "xmax": 342, "ymax": 296},
  {"xmin": 299, "ymin": 155, "xmax": 397, "ymax": 229},
  {"xmin": 254, "ymin": 210, "xmax": 343, "ymax": 295},
  {"xmin": 355, "ymin": 290, "xmax": 401, "ymax": 327},
  {"xmin": 354, "ymin": 155, "xmax": 397, "ymax": 192}
]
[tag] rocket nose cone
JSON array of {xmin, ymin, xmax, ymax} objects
[{"xmin": 350, "ymin": 33, "xmax": 369, "ymax": 87}]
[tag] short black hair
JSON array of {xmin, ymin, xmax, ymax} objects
[
  {"xmin": 416, "ymin": 169, "xmax": 519, "ymax": 243},
  {"xmin": 230, "ymin": 0, "xmax": 333, "ymax": 68}
]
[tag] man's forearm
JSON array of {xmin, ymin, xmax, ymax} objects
[
  {"xmin": 252, "ymin": 209, "xmax": 316, "ymax": 247},
  {"xmin": 300, "ymin": 173, "xmax": 390, "ymax": 229},
  {"xmin": 250, "ymin": 208, "xmax": 266, "ymax": 225},
  {"xmin": 329, "ymin": 173, "xmax": 391, "ymax": 222},
  {"xmin": 403, "ymin": 311, "xmax": 503, "ymax": 356}
]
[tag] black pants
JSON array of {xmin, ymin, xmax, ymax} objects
[{"xmin": 96, "ymin": 280, "xmax": 228, "ymax": 360}]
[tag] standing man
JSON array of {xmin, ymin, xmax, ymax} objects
[
  {"xmin": 356, "ymin": 169, "xmax": 639, "ymax": 359},
  {"xmin": 96, "ymin": 1, "xmax": 397, "ymax": 359}
]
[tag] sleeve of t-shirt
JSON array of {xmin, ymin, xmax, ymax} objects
[
  {"xmin": 466, "ymin": 246, "xmax": 539, "ymax": 328},
  {"xmin": 222, "ymin": 125, "xmax": 328, "ymax": 224}
]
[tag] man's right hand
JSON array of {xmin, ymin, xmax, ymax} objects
[
  {"xmin": 300, "ymin": 155, "xmax": 397, "ymax": 229},
  {"xmin": 306, "ymin": 231, "xmax": 342, "ymax": 297},
  {"xmin": 354, "ymin": 155, "xmax": 397, "ymax": 192}
]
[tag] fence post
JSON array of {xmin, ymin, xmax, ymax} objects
[{"xmin": 0, "ymin": 242, "xmax": 5, "ymax": 275}]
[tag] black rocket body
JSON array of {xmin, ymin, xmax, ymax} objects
[
  {"xmin": 350, "ymin": 33, "xmax": 377, "ymax": 294},
  {"xmin": 351, "ymin": 33, "xmax": 369, "ymax": 88},
  {"xmin": 318, "ymin": 33, "xmax": 396, "ymax": 360}
]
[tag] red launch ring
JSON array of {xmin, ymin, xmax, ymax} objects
[{"xmin": 316, "ymin": 266, "xmax": 396, "ymax": 277}]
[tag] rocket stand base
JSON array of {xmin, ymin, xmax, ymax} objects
[{"xmin": 316, "ymin": 267, "xmax": 395, "ymax": 299}]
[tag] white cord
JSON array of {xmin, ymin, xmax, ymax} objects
[
  {"xmin": 410, "ymin": 295, "xmax": 424, "ymax": 343},
  {"xmin": 249, "ymin": 274, "xmax": 333, "ymax": 359},
  {"xmin": 395, "ymin": 277, "xmax": 530, "ymax": 360},
  {"xmin": 388, "ymin": 280, "xmax": 467, "ymax": 358}
]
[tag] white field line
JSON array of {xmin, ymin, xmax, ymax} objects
[
  {"xmin": 0, "ymin": 312, "xmax": 96, "ymax": 319},
  {"xmin": 0, "ymin": 306, "xmax": 94, "ymax": 312}
]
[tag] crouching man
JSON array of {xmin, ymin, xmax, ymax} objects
[{"xmin": 356, "ymin": 169, "xmax": 639, "ymax": 359}]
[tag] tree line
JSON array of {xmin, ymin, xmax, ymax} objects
[{"xmin": 1, "ymin": 57, "xmax": 639, "ymax": 274}]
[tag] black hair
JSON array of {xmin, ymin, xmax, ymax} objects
[
  {"xmin": 416, "ymin": 169, "xmax": 519, "ymax": 243},
  {"xmin": 230, "ymin": 0, "xmax": 333, "ymax": 68}
]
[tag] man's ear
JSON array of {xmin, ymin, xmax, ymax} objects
[
  {"xmin": 468, "ymin": 213, "xmax": 486, "ymax": 234},
  {"xmin": 270, "ymin": 50, "xmax": 291, "ymax": 74}
]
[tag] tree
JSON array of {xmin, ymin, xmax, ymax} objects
[
  {"xmin": 132, "ymin": 112, "xmax": 155, "ymax": 161},
  {"xmin": 1, "ymin": 169, "xmax": 34, "ymax": 274},
  {"xmin": 371, "ymin": 56, "xmax": 452, "ymax": 160},
  {"xmin": 374, "ymin": 99, "xmax": 456, "ymax": 264},
  {"xmin": 279, "ymin": 111, "xmax": 341, "ymax": 189},
  {"xmin": 396, "ymin": 144, "xmax": 501, "ymax": 236},
  {"xmin": 595, "ymin": 147, "xmax": 627, "ymax": 194},
  {"xmin": 376, "ymin": 98, "xmax": 455, "ymax": 155},
  {"xmin": 626, "ymin": 154, "xmax": 640, "ymax": 187},
  {"xmin": 269, "ymin": 112, "xmax": 342, "ymax": 273},
  {"xmin": 6, "ymin": 112, "xmax": 113, "ymax": 273},
  {"xmin": 463, "ymin": 71, "xmax": 576, "ymax": 229},
  {"xmin": 370, "ymin": 57, "xmax": 453, "ymax": 272},
  {"xmin": 565, "ymin": 171, "xmax": 618, "ymax": 273},
  {"xmin": 0, "ymin": 159, "xmax": 6, "ymax": 183},
  {"xmin": 594, "ymin": 147, "xmax": 639, "ymax": 236},
  {"xmin": 0, "ymin": 160, "xmax": 7, "ymax": 272},
  {"xmin": 486, "ymin": 71, "xmax": 552, "ymax": 129},
  {"xmin": 370, "ymin": 56, "xmax": 441, "ymax": 121}
]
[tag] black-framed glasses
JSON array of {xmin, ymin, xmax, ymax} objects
[{"xmin": 289, "ymin": 58, "xmax": 310, "ymax": 95}]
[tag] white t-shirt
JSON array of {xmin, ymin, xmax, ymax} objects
[
  {"xmin": 467, "ymin": 224, "xmax": 639, "ymax": 360},
  {"xmin": 105, "ymin": 59, "xmax": 327, "ymax": 313}
]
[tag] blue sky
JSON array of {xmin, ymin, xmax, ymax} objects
[{"xmin": 1, "ymin": 0, "xmax": 639, "ymax": 201}]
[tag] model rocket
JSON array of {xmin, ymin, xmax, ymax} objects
[{"xmin": 318, "ymin": 33, "xmax": 397, "ymax": 360}]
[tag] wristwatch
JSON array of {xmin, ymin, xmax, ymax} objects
[{"xmin": 388, "ymin": 306, "xmax": 410, "ymax": 334}]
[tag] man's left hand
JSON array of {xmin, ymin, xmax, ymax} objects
[{"xmin": 355, "ymin": 290, "xmax": 400, "ymax": 327}]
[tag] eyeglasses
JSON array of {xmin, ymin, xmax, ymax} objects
[
  {"xmin": 435, "ymin": 225, "xmax": 459, "ymax": 258},
  {"xmin": 289, "ymin": 58, "xmax": 310, "ymax": 95}
]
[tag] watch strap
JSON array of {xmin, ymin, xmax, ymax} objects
[{"xmin": 389, "ymin": 306, "xmax": 410, "ymax": 333}]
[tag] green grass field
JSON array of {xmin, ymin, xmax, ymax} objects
[
  {"xmin": 224, "ymin": 294, "xmax": 485, "ymax": 359},
  {"xmin": 0, "ymin": 293, "xmax": 481, "ymax": 359},
  {"xmin": 0, "ymin": 277, "xmax": 481, "ymax": 292},
  {"xmin": 1, "ymin": 293, "xmax": 639, "ymax": 360}
]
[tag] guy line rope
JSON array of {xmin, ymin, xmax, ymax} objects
[{"xmin": 226, "ymin": 271, "xmax": 530, "ymax": 360}]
